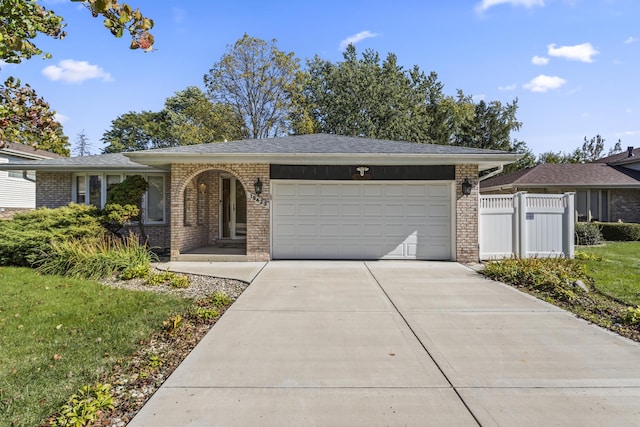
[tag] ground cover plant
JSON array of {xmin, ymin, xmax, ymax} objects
[
  {"xmin": 0, "ymin": 267, "xmax": 192, "ymax": 426},
  {"xmin": 482, "ymin": 249, "xmax": 640, "ymax": 343}
]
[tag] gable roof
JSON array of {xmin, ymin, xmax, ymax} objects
[
  {"xmin": 481, "ymin": 163, "xmax": 640, "ymax": 191},
  {"xmin": 125, "ymin": 134, "xmax": 520, "ymax": 171}
]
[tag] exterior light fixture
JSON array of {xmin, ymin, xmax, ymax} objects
[
  {"xmin": 199, "ymin": 182, "xmax": 207, "ymax": 194},
  {"xmin": 254, "ymin": 177, "xmax": 263, "ymax": 195},
  {"xmin": 461, "ymin": 178, "xmax": 472, "ymax": 196}
]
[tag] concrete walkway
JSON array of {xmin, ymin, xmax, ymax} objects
[{"xmin": 130, "ymin": 261, "xmax": 640, "ymax": 426}]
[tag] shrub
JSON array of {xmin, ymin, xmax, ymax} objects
[
  {"xmin": 622, "ymin": 306, "xmax": 640, "ymax": 325},
  {"xmin": 36, "ymin": 234, "xmax": 156, "ymax": 280},
  {"xmin": 119, "ymin": 263, "xmax": 152, "ymax": 280},
  {"xmin": 192, "ymin": 306, "xmax": 220, "ymax": 321},
  {"xmin": 575, "ymin": 222, "xmax": 603, "ymax": 246},
  {"xmin": 210, "ymin": 291, "xmax": 232, "ymax": 308},
  {"xmin": 0, "ymin": 204, "xmax": 105, "ymax": 266},
  {"xmin": 597, "ymin": 222, "xmax": 640, "ymax": 242},
  {"xmin": 147, "ymin": 269, "xmax": 190, "ymax": 288},
  {"xmin": 53, "ymin": 383, "xmax": 114, "ymax": 427}
]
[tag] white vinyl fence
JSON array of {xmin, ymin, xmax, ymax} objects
[{"xmin": 479, "ymin": 192, "xmax": 575, "ymax": 260}]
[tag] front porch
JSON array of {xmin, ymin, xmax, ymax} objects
[{"xmin": 169, "ymin": 163, "xmax": 271, "ymax": 262}]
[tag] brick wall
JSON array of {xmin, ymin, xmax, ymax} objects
[
  {"xmin": 456, "ymin": 164, "xmax": 479, "ymax": 263},
  {"xmin": 0, "ymin": 208, "xmax": 33, "ymax": 220},
  {"xmin": 170, "ymin": 163, "xmax": 270, "ymax": 261},
  {"xmin": 36, "ymin": 172, "xmax": 71, "ymax": 208},
  {"xmin": 610, "ymin": 189, "xmax": 640, "ymax": 223}
]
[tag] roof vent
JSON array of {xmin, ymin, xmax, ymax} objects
[{"xmin": 628, "ymin": 146, "xmax": 635, "ymax": 157}]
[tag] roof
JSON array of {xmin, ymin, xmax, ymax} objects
[
  {"xmin": 481, "ymin": 163, "xmax": 640, "ymax": 191},
  {"xmin": 0, "ymin": 152, "xmax": 162, "ymax": 172},
  {"xmin": 0, "ymin": 142, "xmax": 65, "ymax": 160},
  {"xmin": 594, "ymin": 146, "xmax": 640, "ymax": 165},
  {"xmin": 125, "ymin": 134, "xmax": 520, "ymax": 171},
  {"xmin": 0, "ymin": 134, "xmax": 521, "ymax": 173}
]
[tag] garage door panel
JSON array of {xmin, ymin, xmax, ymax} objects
[{"xmin": 272, "ymin": 182, "xmax": 452, "ymax": 260}]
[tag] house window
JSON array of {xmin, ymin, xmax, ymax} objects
[
  {"xmin": 73, "ymin": 173, "xmax": 166, "ymax": 223},
  {"xmin": 8, "ymin": 171, "xmax": 22, "ymax": 179},
  {"xmin": 89, "ymin": 175, "xmax": 102, "ymax": 208},
  {"xmin": 576, "ymin": 190, "xmax": 609, "ymax": 222},
  {"xmin": 76, "ymin": 176, "xmax": 86, "ymax": 204}
]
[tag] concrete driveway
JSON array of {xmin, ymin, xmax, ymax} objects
[{"xmin": 130, "ymin": 261, "xmax": 640, "ymax": 426}]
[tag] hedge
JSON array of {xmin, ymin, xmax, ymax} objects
[{"xmin": 597, "ymin": 222, "xmax": 640, "ymax": 241}]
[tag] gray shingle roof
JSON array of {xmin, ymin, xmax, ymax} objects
[
  {"xmin": 130, "ymin": 133, "xmax": 510, "ymax": 155},
  {"xmin": 481, "ymin": 163, "xmax": 640, "ymax": 189},
  {"xmin": 0, "ymin": 152, "xmax": 160, "ymax": 171}
]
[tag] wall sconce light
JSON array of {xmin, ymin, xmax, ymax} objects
[
  {"xmin": 199, "ymin": 182, "xmax": 207, "ymax": 194},
  {"xmin": 461, "ymin": 178, "xmax": 472, "ymax": 196},
  {"xmin": 254, "ymin": 177, "xmax": 263, "ymax": 195}
]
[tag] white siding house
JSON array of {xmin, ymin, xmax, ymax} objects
[{"xmin": 0, "ymin": 143, "xmax": 63, "ymax": 216}]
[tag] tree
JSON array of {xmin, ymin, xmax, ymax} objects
[
  {"xmin": 0, "ymin": 0, "xmax": 153, "ymax": 151},
  {"xmin": 300, "ymin": 45, "xmax": 448, "ymax": 142},
  {"xmin": 0, "ymin": 77, "xmax": 70, "ymax": 155},
  {"xmin": 451, "ymin": 91, "xmax": 522, "ymax": 151},
  {"xmin": 102, "ymin": 111, "xmax": 169, "ymax": 153},
  {"xmin": 1, "ymin": 0, "xmax": 154, "ymax": 64},
  {"xmin": 162, "ymin": 86, "xmax": 246, "ymax": 145},
  {"xmin": 102, "ymin": 87, "xmax": 246, "ymax": 153},
  {"xmin": 73, "ymin": 129, "xmax": 93, "ymax": 156},
  {"xmin": 105, "ymin": 175, "xmax": 148, "ymax": 241},
  {"xmin": 204, "ymin": 34, "xmax": 301, "ymax": 139},
  {"xmin": 537, "ymin": 134, "xmax": 612, "ymax": 164}
]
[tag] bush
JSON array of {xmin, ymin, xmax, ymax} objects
[
  {"xmin": 0, "ymin": 204, "xmax": 105, "ymax": 266},
  {"xmin": 575, "ymin": 222, "xmax": 603, "ymax": 246},
  {"xmin": 597, "ymin": 222, "xmax": 640, "ymax": 241},
  {"xmin": 36, "ymin": 234, "xmax": 156, "ymax": 280}
]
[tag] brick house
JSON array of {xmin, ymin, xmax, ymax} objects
[
  {"xmin": 0, "ymin": 134, "xmax": 519, "ymax": 263},
  {"xmin": 481, "ymin": 146, "xmax": 640, "ymax": 223}
]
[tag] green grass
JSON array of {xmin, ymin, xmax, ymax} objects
[
  {"xmin": 0, "ymin": 267, "xmax": 192, "ymax": 427},
  {"xmin": 578, "ymin": 242, "xmax": 640, "ymax": 306}
]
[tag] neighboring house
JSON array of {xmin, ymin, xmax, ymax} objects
[
  {"xmin": 0, "ymin": 134, "xmax": 519, "ymax": 262},
  {"xmin": 480, "ymin": 146, "xmax": 640, "ymax": 223},
  {"xmin": 0, "ymin": 142, "xmax": 64, "ymax": 219}
]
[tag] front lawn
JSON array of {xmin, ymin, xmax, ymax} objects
[
  {"xmin": 578, "ymin": 241, "xmax": 640, "ymax": 306},
  {"xmin": 0, "ymin": 267, "xmax": 192, "ymax": 427}
]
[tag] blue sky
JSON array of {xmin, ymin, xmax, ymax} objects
[{"xmin": 2, "ymin": 0, "xmax": 639, "ymax": 156}]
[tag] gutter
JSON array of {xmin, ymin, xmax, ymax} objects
[{"xmin": 479, "ymin": 165, "xmax": 503, "ymax": 181}]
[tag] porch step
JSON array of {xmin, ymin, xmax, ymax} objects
[{"xmin": 175, "ymin": 253, "xmax": 249, "ymax": 262}]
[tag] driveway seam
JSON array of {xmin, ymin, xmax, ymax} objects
[{"xmin": 364, "ymin": 261, "xmax": 482, "ymax": 426}]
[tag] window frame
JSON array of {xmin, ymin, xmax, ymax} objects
[
  {"xmin": 72, "ymin": 172, "xmax": 167, "ymax": 224},
  {"xmin": 575, "ymin": 189, "xmax": 609, "ymax": 222}
]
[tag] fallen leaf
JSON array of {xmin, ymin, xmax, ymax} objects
[
  {"xmin": 53, "ymin": 354, "xmax": 62, "ymax": 361},
  {"xmin": 389, "ymin": 352, "xmax": 396, "ymax": 356},
  {"xmin": 56, "ymin": 324, "xmax": 62, "ymax": 330}
]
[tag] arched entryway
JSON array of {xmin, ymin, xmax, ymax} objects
[{"xmin": 175, "ymin": 168, "xmax": 248, "ymax": 259}]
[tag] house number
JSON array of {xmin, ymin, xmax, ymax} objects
[{"xmin": 248, "ymin": 192, "xmax": 269, "ymax": 207}]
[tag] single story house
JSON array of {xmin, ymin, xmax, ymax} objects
[
  {"xmin": 0, "ymin": 142, "xmax": 64, "ymax": 219},
  {"xmin": 480, "ymin": 147, "xmax": 640, "ymax": 223},
  {"xmin": 0, "ymin": 134, "xmax": 519, "ymax": 262}
]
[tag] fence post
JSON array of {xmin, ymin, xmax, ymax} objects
[
  {"xmin": 517, "ymin": 192, "xmax": 528, "ymax": 258},
  {"xmin": 564, "ymin": 192, "xmax": 575, "ymax": 258}
]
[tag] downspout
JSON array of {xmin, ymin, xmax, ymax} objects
[{"xmin": 479, "ymin": 165, "xmax": 503, "ymax": 182}]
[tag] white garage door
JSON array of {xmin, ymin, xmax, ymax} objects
[{"xmin": 272, "ymin": 181, "xmax": 452, "ymax": 260}]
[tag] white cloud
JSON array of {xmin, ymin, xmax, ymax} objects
[
  {"xmin": 523, "ymin": 75, "xmax": 566, "ymax": 92},
  {"xmin": 624, "ymin": 36, "xmax": 638, "ymax": 44},
  {"xmin": 54, "ymin": 113, "xmax": 70, "ymax": 124},
  {"xmin": 626, "ymin": 109, "xmax": 633, "ymax": 114},
  {"xmin": 498, "ymin": 83, "xmax": 517, "ymax": 91},
  {"xmin": 547, "ymin": 43, "xmax": 599, "ymax": 63},
  {"xmin": 531, "ymin": 55, "xmax": 549, "ymax": 65},
  {"xmin": 42, "ymin": 59, "xmax": 112, "ymax": 83},
  {"xmin": 476, "ymin": 0, "xmax": 544, "ymax": 13},
  {"xmin": 472, "ymin": 94, "xmax": 486, "ymax": 102},
  {"xmin": 339, "ymin": 30, "xmax": 379, "ymax": 51}
]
